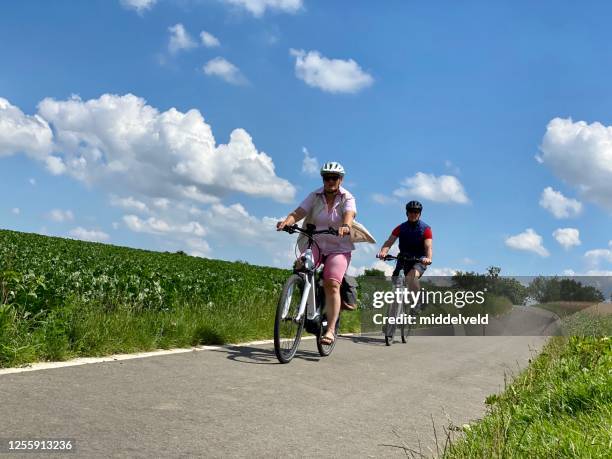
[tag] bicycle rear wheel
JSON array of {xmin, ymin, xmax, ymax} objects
[
  {"xmin": 317, "ymin": 313, "xmax": 339, "ymax": 356},
  {"xmin": 400, "ymin": 323, "xmax": 407, "ymax": 342},
  {"xmin": 401, "ymin": 302, "xmax": 408, "ymax": 343},
  {"xmin": 274, "ymin": 274, "xmax": 306, "ymax": 364},
  {"xmin": 317, "ymin": 317, "xmax": 338, "ymax": 357}
]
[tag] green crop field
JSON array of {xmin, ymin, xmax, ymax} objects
[{"xmin": 0, "ymin": 229, "xmax": 359, "ymax": 367}]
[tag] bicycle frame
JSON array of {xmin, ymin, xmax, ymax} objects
[
  {"xmin": 282, "ymin": 235, "xmax": 323, "ymax": 323},
  {"xmin": 294, "ymin": 269, "xmax": 318, "ymax": 322}
]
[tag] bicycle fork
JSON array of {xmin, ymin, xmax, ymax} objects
[{"xmin": 284, "ymin": 273, "xmax": 318, "ymax": 322}]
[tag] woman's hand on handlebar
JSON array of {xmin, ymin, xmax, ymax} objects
[
  {"xmin": 376, "ymin": 248, "xmax": 389, "ymax": 259},
  {"xmin": 276, "ymin": 220, "xmax": 294, "ymax": 231},
  {"xmin": 338, "ymin": 224, "xmax": 351, "ymax": 237}
]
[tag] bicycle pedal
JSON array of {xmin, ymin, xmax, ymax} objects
[{"xmin": 304, "ymin": 317, "xmax": 321, "ymax": 335}]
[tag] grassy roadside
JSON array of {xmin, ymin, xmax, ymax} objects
[
  {"xmin": 532, "ymin": 301, "xmax": 612, "ymax": 336},
  {"xmin": 0, "ymin": 298, "xmax": 361, "ymax": 367},
  {"xmin": 534, "ymin": 301, "xmax": 596, "ymax": 318},
  {"xmin": 443, "ymin": 335, "xmax": 612, "ymax": 458},
  {"xmin": 0, "ymin": 229, "xmax": 361, "ymax": 368}
]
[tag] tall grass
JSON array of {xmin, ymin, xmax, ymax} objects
[
  {"xmin": 1, "ymin": 287, "xmax": 362, "ymax": 369},
  {"xmin": 443, "ymin": 335, "xmax": 612, "ymax": 458}
]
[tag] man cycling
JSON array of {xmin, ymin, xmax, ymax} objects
[{"xmin": 376, "ymin": 200, "xmax": 432, "ymax": 311}]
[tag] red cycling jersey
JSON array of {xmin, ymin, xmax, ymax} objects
[{"xmin": 392, "ymin": 225, "xmax": 432, "ymax": 239}]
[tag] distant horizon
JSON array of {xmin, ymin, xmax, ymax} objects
[{"xmin": 4, "ymin": 226, "xmax": 612, "ymax": 288}]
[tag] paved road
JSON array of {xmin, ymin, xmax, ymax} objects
[{"xmin": 0, "ymin": 334, "xmax": 546, "ymax": 458}]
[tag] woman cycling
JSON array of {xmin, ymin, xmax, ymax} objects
[{"xmin": 276, "ymin": 162, "xmax": 356, "ymax": 345}]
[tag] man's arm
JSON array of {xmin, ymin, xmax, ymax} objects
[
  {"xmin": 421, "ymin": 238, "xmax": 433, "ymax": 265},
  {"xmin": 277, "ymin": 207, "xmax": 308, "ymax": 230},
  {"xmin": 376, "ymin": 234, "xmax": 398, "ymax": 258}
]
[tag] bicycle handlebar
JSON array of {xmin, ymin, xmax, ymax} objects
[
  {"xmin": 281, "ymin": 224, "xmax": 339, "ymax": 237},
  {"xmin": 379, "ymin": 254, "xmax": 423, "ymax": 263}
]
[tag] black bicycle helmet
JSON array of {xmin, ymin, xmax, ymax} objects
[{"xmin": 406, "ymin": 200, "xmax": 423, "ymax": 212}]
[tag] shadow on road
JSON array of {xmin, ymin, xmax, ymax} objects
[
  {"xmin": 210, "ymin": 344, "xmax": 323, "ymax": 365},
  {"xmin": 343, "ymin": 334, "xmax": 386, "ymax": 346}
]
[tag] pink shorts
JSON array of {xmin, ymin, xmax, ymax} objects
[{"xmin": 309, "ymin": 246, "xmax": 352, "ymax": 284}]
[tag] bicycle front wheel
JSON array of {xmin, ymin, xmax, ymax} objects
[
  {"xmin": 384, "ymin": 301, "xmax": 400, "ymax": 346},
  {"xmin": 274, "ymin": 274, "xmax": 306, "ymax": 363}
]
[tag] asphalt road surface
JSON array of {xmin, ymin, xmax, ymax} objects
[{"xmin": 1, "ymin": 333, "xmax": 547, "ymax": 458}]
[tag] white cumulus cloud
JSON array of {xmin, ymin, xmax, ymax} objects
[
  {"xmin": 301, "ymin": 147, "xmax": 319, "ymax": 176},
  {"xmin": 585, "ymin": 269, "xmax": 612, "ymax": 275},
  {"xmin": 153, "ymin": 198, "xmax": 170, "ymax": 209},
  {"xmin": 393, "ymin": 173, "xmax": 469, "ymax": 204},
  {"xmin": 120, "ymin": 200, "xmax": 292, "ymax": 262},
  {"xmin": 347, "ymin": 260, "xmax": 394, "ymax": 277},
  {"xmin": 200, "ymin": 31, "xmax": 220, "ymax": 48},
  {"xmin": 553, "ymin": 228, "xmax": 581, "ymax": 250},
  {"xmin": 120, "ymin": 0, "xmax": 156, "ymax": 13},
  {"xmin": 290, "ymin": 49, "xmax": 374, "ymax": 94},
  {"xmin": 3, "ymin": 93, "xmax": 294, "ymax": 204},
  {"xmin": 47, "ymin": 209, "xmax": 74, "ymax": 223},
  {"xmin": 539, "ymin": 187, "xmax": 582, "ymax": 218},
  {"xmin": 68, "ymin": 227, "xmax": 110, "ymax": 242},
  {"xmin": 123, "ymin": 215, "xmax": 206, "ymax": 237},
  {"xmin": 168, "ymin": 24, "xmax": 197, "ymax": 54},
  {"xmin": 584, "ymin": 241, "xmax": 612, "ymax": 266},
  {"xmin": 222, "ymin": 0, "xmax": 303, "ymax": 17},
  {"xmin": 540, "ymin": 117, "xmax": 612, "ymax": 211},
  {"xmin": 110, "ymin": 195, "xmax": 150, "ymax": 214},
  {"xmin": 0, "ymin": 97, "xmax": 53, "ymax": 159},
  {"xmin": 45, "ymin": 156, "xmax": 66, "ymax": 175},
  {"xmin": 505, "ymin": 228, "xmax": 549, "ymax": 257},
  {"xmin": 203, "ymin": 57, "xmax": 248, "ymax": 85},
  {"xmin": 185, "ymin": 238, "xmax": 212, "ymax": 258},
  {"xmin": 424, "ymin": 267, "xmax": 458, "ymax": 277}
]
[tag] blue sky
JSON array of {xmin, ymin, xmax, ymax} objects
[{"xmin": 1, "ymin": 0, "xmax": 611, "ymax": 276}]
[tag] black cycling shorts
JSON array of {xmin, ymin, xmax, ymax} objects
[{"xmin": 393, "ymin": 260, "xmax": 427, "ymax": 277}]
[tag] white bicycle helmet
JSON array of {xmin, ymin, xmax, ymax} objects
[{"xmin": 320, "ymin": 161, "xmax": 345, "ymax": 176}]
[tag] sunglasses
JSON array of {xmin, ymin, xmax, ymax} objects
[
  {"xmin": 407, "ymin": 209, "xmax": 421, "ymax": 214},
  {"xmin": 323, "ymin": 175, "xmax": 341, "ymax": 182}
]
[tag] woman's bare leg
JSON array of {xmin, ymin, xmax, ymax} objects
[{"xmin": 323, "ymin": 279, "xmax": 341, "ymax": 340}]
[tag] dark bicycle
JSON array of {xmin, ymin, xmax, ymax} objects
[{"xmin": 379, "ymin": 254, "xmax": 424, "ymax": 346}]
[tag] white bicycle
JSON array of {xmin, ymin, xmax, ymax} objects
[{"xmin": 274, "ymin": 224, "xmax": 340, "ymax": 364}]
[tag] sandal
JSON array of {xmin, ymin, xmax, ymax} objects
[{"xmin": 320, "ymin": 334, "xmax": 335, "ymax": 345}]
